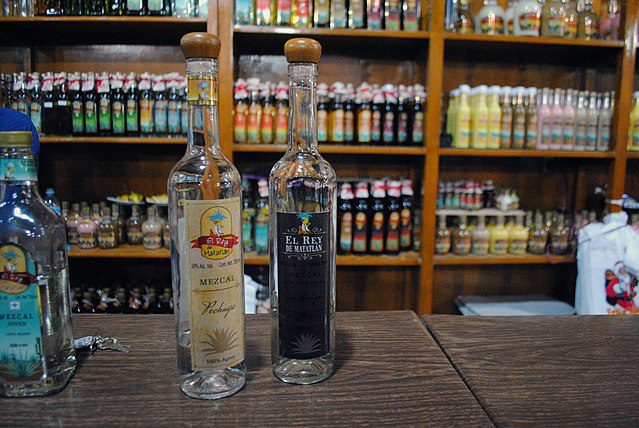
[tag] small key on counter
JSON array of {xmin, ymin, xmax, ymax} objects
[{"xmin": 74, "ymin": 335, "xmax": 131, "ymax": 353}]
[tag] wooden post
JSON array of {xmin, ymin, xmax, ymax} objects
[{"xmin": 216, "ymin": 0, "xmax": 235, "ymax": 162}]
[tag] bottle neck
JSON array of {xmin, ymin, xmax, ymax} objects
[
  {"xmin": 287, "ymin": 63, "xmax": 318, "ymax": 154},
  {"xmin": 1, "ymin": 147, "xmax": 39, "ymax": 202},
  {"xmin": 186, "ymin": 58, "xmax": 220, "ymax": 153}
]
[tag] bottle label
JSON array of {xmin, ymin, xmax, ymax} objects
[
  {"xmin": 367, "ymin": 0, "xmax": 382, "ymax": 29},
  {"xmin": 30, "ymin": 103, "xmax": 42, "ymax": 133},
  {"xmin": 0, "ymin": 158, "xmax": 36, "ymax": 182},
  {"xmin": 330, "ymin": 110, "xmax": 344, "ymax": 142},
  {"xmin": 179, "ymin": 198, "xmax": 244, "ymax": 371},
  {"xmin": 315, "ymin": 0, "xmax": 329, "ymax": 24},
  {"xmin": 412, "ymin": 111, "xmax": 424, "ymax": 143},
  {"xmin": 528, "ymin": 235, "xmax": 547, "ymax": 254},
  {"xmin": 127, "ymin": 229, "xmax": 143, "ymax": 243},
  {"xmin": 339, "ymin": 212, "xmax": 353, "ymax": 252},
  {"xmin": 551, "ymin": 236, "xmax": 569, "ymax": 253},
  {"xmin": 435, "ymin": 236, "xmax": 451, "ymax": 254},
  {"xmin": 563, "ymin": 118, "xmax": 575, "ymax": 146},
  {"xmin": 583, "ymin": 19, "xmax": 599, "ymax": 38},
  {"xmin": 480, "ymin": 15, "xmax": 504, "ymax": 35},
  {"xmin": 255, "ymin": 206, "xmax": 269, "ymax": 252},
  {"xmin": 400, "ymin": 208, "xmax": 412, "ymax": 248},
  {"xmin": 148, "ymin": 0, "xmax": 163, "ymax": 11},
  {"xmin": 551, "ymin": 118, "xmax": 563, "ymax": 147},
  {"xmin": 296, "ymin": 0, "xmax": 310, "ymax": 22},
  {"xmin": 386, "ymin": 211, "xmax": 400, "ymax": 251},
  {"xmin": 513, "ymin": 116, "xmax": 526, "ymax": 148},
  {"xmin": 454, "ymin": 236, "xmax": 471, "ymax": 254},
  {"xmin": 565, "ymin": 20, "xmax": 577, "ymax": 38},
  {"xmin": 127, "ymin": 0, "xmax": 143, "ymax": 10},
  {"xmin": 98, "ymin": 232, "xmax": 117, "ymax": 248},
  {"xmin": 491, "ymin": 238, "xmax": 508, "ymax": 254},
  {"xmin": 519, "ymin": 12, "xmax": 540, "ymax": 31},
  {"xmin": 371, "ymin": 110, "xmax": 381, "ymax": 141},
  {"xmin": 344, "ymin": 110, "xmax": 355, "ymax": 142},
  {"xmin": 576, "ymin": 122, "xmax": 587, "ymax": 147},
  {"xmin": 256, "ymin": 0, "xmax": 271, "ymax": 21},
  {"xmin": 275, "ymin": 107, "xmax": 288, "ymax": 144},
  {"xmin": 234, "ymin": 105, "xmax": 248, "ymax": 143},
  {"xmin": 526, "ymin": 115, "xmax": 538, "ymax": 147},
  {"xmin": 78, "ymin": 232, "xmax": 96, "ymax": 248},
  {"xmin": 126, "ymin": 99, "xmax": 139, "ymax": 132},
  {"xmin": 113, "ymin": 101, "xmax": 125, "ymax": 134},
  {"xmin": 235, "ymin": 0, "xmax": 252, "ymax": 23},
  {"xmin": 317, "ymin": 109, "xmax": 329, "ymax": 142},
  {"xmin": 67, "ymin": 227, "xmax": 79, "ymax": 244},
  {"xmin": 352, "ymin": 211, "xmax": 367, "ymax": 252},
  {"xmin": 143, "ymin": 232, "xmax": 162, "ymax": 249},
  {"xmin": 0, "ymin": 243, "xmax": 46, "ymax": 383},
  {"xmin": 471, "ymin": 238, "xmax": 489, "ymax": 255},
  {"xmin": 154, "ymin": 100, "xmax": 168, "ymax": 133},
  {"xmin": 541, "ymin": 120, "xmax": 552, "ymax": 146},
  {"xmin": 246, "ymin": 106, "xmax": 261, "ymax": 143},
  {"xmin": 99, "ymin": 98, "xmax": 112, "ymax": 131},
  {"xmin": 85, "ymin": 101, "xmax": 98, "ymax": 133},
  {"xmin": 72, "ymin": 100, "xmax": 83, "ymax": 133},
  {"xmin": 397, "ymin": 112, "xmax": 408, "ymax": 143},
  {"xmin": 545, "ymin": 16, "xmax": 563, "ymax": 36},
  {"xmin": 168, "ymin": 101, "xmax": 180, "ymax": 134},
  {"xmin": 242, "ymin": 208, "xmax": 255, "ymax": 248},
  {"xmin": 587, "ymin": 123, "xmax": 598, "ymax": 146},
  {"xmin": 509, "ymin": 238, "xmax": 528, "ymax": 255},
  {"xmin": 277, "ymin": 0, "xmax": 292, "ymax": 23},
  {"xmin": 276, "ymin": 211, "xmax": 330, "ymax": 359},
  {"xmin": 260, "ymin": 107, "xmax": 274, "ymax": 143},
  {"xmin": 370, "ymin": 211, "xmax": 384, "ymax": 252},
  {"xmin": 188, "ymin": 76, "xmax": 217, "ymax": 106},
  {"xmin": 382, "ymin": 112, "xmax": 394, "ymax": 143}
]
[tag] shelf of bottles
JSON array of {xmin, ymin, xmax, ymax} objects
[
  {"xmin": 443, "ymin": 85, "xmax": 614, "ymax": 155},
  {"xmin": 1, "ymin": 0, "xmax": 206, "ymax": 18},
  {"xmin": 438, "ymin": 148, "xmax": 615, "ymax": 158},
  {"xmin": 233, "ymin": 79, "xmax": 427, "ymax": 155},
  {"xmin": 433, "ymin": 253, "xmax": 574, "ymax": 265},
  {"xmin": 443, "ymin": 0, "xmax": 622, "ymax": 44}
]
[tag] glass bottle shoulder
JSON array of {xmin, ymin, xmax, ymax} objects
[
  {"xmin": 269, "ymin": 150, "xmax": 336, "ymax": 184},
  {"xmin": 168, "ymin": 149, "xmax": 242, "ymax": 198}
]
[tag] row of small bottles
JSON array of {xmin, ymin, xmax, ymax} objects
[
  {"xmin": 628, "ymin": 91, "xmax": 639, "ymax": 152},
  {"xmin": 2, "ymin": 0, "xmax": 205, "ymax": 17},
  {"xmin": 438, "ymin": 179, "xmax": 520, "ymax": 211},
  {"xmin": 0, "ymin": 71, "xmax": 188, "ymax": 137},
  {"xmin": 234, "ymin": 0, "xmax": 420, "ymax": 30},
  {"xmin": 60, "ymin": 202, "xmax": 170, "ymax": 250},
  {"xmin": 445, "ymin": 0, "xmax": 620, "ymax": 40},
  {"xmin": 71, "ymin": 283, "xmax": 173, "ymax": 314},
  {"xmin": 445, "ymin": 85, "xmax": 612, "ymax": 152},
  {"xmin": 435, "ymin": 210, "xmax": 599, "ymax": 257},
  {"xmin": 234, "ymin": 78, "xmax": 426, "ymax": 146}
]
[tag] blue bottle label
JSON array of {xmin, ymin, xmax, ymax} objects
[
  {"xmin": 0, "ymin": 243, "xmax": 45, "ymax": 382},
  {"xmin": 0, "ymin": 158, "xmax": 37, "ymax": 182}
]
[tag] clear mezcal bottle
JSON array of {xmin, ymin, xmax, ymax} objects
[
  {"xmin": 269, "ymin": 38, "xmax": 337, "ymax": 385},
  {"xmin": 167, "ymin": 33, "xmax": 245, "ymax": 400},
  {"xmin": 0, "ymin": 131, "xmax": 75, "ymax": 397}
]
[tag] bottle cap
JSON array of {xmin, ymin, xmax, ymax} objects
[
  {"xmin": 0, "ymin": 131, "xmax": 32, "ymax": 147},
  {"xmin": 180, "ymin": 32, "xmax": 221, "ymax": 59},
  {"xmin": 284, "ymin": 38, "xmax": 322, "ymax": 63}
]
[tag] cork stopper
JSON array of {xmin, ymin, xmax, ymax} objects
[
  {"xmin": 284, "ymin": 38, "xmax": 322, "ymax": 64},
  {"xmin": 0, "ymin": 131, "xmax": 32, "ymax": 147},
  {"xmin": 181, "ymin": 32, "xmax": 221, "ymax": 59}
]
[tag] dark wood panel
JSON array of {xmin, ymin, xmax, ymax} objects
[
  {"xmin": 626, "ymin": 159, "xmax": 639, "ymax": 196},
  {"xmin": 0, "ymin": 47, "xmax": 29, "ymax": 72},
  {"xmin": 424, "ymin": 315, "xmax": 639, "ymax": 426},
  {"xmin": 2, "ymin": 313, "xmax": 492, "ymax": 426},
  {"xmin": 432, "ymin": 263, "xmax": 577, "ymax": 314}
]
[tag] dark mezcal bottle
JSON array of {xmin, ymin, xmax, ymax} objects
[{"xmin": 269, "ymin": 38, "xmax": 336, "ymax": 385}]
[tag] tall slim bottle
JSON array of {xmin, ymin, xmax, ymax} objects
[
  {"xmin": 0, "ymin": 131, "xmax": 76, "ymax": 397},
  {"xmin": 269, "ymin": 38, "xmax": 336, "ymax": 384},
  {"xmin": 168, "ymin": 33, "xmax": 245, "ymax": 400}
]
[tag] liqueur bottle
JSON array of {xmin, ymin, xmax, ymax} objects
[
  {"xmin": 168, "ymin": 33, "xmax": 245, "ymax": 399},
  {"xmin": 471, "ymin": 216, "xmax": 490, "ymax": 255},
  {"xmin": 153, "ymin": 76, "xmax": 168, "ymax": 135},
  {"xmin": 337, "ymin": 183, "xmax": 354, "ymax": 254},
  {"xmin": 385, "ymin": 180, "xmax": 401, "ymax": 255},
  {"xmin": 352, "ymin": 182, "xmax": 369, "ymax": 254},
  {"xmin": 142, "ymin": 206, "xmax": 162, "ymax": 250},
  {"xmin": 125, "ymin": 0, "xmax": 146, "ymax": 14},
  {"xmin": 97, "ymin": 207, "xmax": 117, "ymax": 250},
  {"xmin": 369, "ymin": 180, "xmax": 386, "ymax": 254},
  {"xmin": 260, "ymin": 85, "xmax": 275, "ymax": 144},
  {"xmin": 167, "ymin": 76, "xmax": 182, "ymax": 136},
  {"xmin": 77, "ymin": 206, "xmax": 97, "ymax": 249},
  {"xmin": 55, "ymin": 73, "xmax": 72, "ymax": 136},
  {"xmin": 69, "ymin": 72, "xmax": 84, "ymax": 136},
  {"xmin": 83, "ymin": 73, "xmax": 98, "ymax": 136},
  {"xmin": 269, "ymin": 38, "xmax": 336, "ymax": 385},
  {"xmin": 550, "ymin": 213, "xmax": 569, "ymax": 255},
  {"xmin": 399, "ymin": 179, "xmax": 414, "ymax": 251},
  {"xmin": 452, "ymin": 215, "xmax": 471, "ymax": 255},
  {"xmin": 111, "ymin": 73, "xmax": 126, "ymax": 136},
  {"xmin": 313, "ymin": 0, "xmax": 329, "ymax": 26},
  {"xmin": 27, "ymin": 73, "xmax": 42, "ymax": 134},
  {"xmin": 435, "ymin": 215, "xmax": 451, "ymax": 254},
  {"xmin": 577, "ymin": 0, "xmax": 599, "ymax": 40},
  {"xmin": 97, "ymin": 72, "xmax": 112, "ymax": 136},
  {"xmin": 242, "ymin": 179, "xmax": 255, "ymax": 252},
  {"xmin": 125, "ymin": 72, "xmax": 140, "ymax": 136},
  {"xmin": 274, "ymin": 83, "xmax": 289, "ymax": 144},
  {"xmin": 255, "ymin": 179, "xmax": 269, "ymax": 254},
  {"xmin": 0, "ymin": 131, "xmax": 76, "ymax": 397},
  {"xmin": 126, "ymin": 205, "xmax": 143, "ymax": 245},
  {"xmin": 316, "ymin": 83, "xmax": 330, "ymax": 144},
  {"xmin": 139, "ymin": 73, "xmax": 154, "ymax": 136}
]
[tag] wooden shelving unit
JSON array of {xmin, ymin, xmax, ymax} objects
[{"xmin": 4, "ymin": 0, "xmax": 638, "ymax": 314}]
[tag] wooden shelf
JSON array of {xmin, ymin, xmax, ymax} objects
[
  {"xmin": 41, "ymin": 136, "xmax": 186, "ymax": 144},
  {"xmin": 234, "ymin": 25, "xmax": 429, "ymax": 40},
  {"xmin": 0, "ymin": 16, "xmax": 207, "ymax": 45},
  {"xmin": 233, "ymin": 144, "xmax": 426, "ymax": 155},
  {"xmin": 439, "ymin": 148, "xmax": 615, "ymax": 158},
  {"xmin": 68, "ymin": 244, "xmax": 169, "ymax": 259},
  {"xmin": 443, "ymin": 32, "xmax": 624, "ymax": 49},
  {"xmin": 231, "ymin": 252, "xmax": 421, "ymax": 266},
  {"xmin": 628, "ymin": 151, "xmax": 639, "ymax": 159},
  {"xmin": 434, "ymin": 254, "xmax": 574, "ymax": 266}
]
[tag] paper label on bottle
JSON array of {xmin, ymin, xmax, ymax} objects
[
  {"xmin": 528, "ymin": 235, "xmax": 547, "ymax": 254},
  {"xmin": 317, "ymin": 110, "xmax": 329, "ymax": 142},
  {"xmin": 344, "ymin": 110, "xmax": 355, "ymax": 141},
  {"xmin": 357, "ymin": 110, "xmax": 372, "ymax": 143},
  {"xmin": 576, "ymin": 122, "xmax": 587, "ymax": 147},
  {"xmin": 154, "ymin": 100, "xmax": 168, "ymax": 132},
  {"xmin": 565, "ymin": 20, "xmax": 577, "ymax": 38},
  {"xmin": 126, "ymin": 100, "xmax": 139, "ymax": 132},
  {"xmin": 491, "ymin": 238, "xmax": 508, "ymax": 255},
  {"xmin": 98, "ymin": 232, "xmax": 117, "ymax": 248},
  {"xmin": 545, "ymin": 16, "xmax": 563, "ymax": 36},
  {"xmin": 85, "ymin": 101, "xmax": 97, "ymax": 133},
  {"xmin": 435, "ymin": 236, "xmax": 451, "ymax": 254},
  {"xmin": 471, "ymin": 238, "xmax": 489, "ymax": 255},
  {"xmin": 509, "ymin": 238, "xmax": 528, "ymax": 255},
  {"xmin": 78, "ymin": 231, "xmax": 96, "ymax": 248},
  {"xmin": 400, "ymin": 208, "xmax": 412, "ymax": 248},
  {"xmin": 367, "ymin": 0, "xmax": 382, "ymax": 29},
  {"xmin": 339, "ymin": 212, "xmax": 353, "ymax": 251},
  {"xmin": 352, "ymin": 211, "xmax": 367, "ymax": 252},
  {"xmin": 188, "ymin": 77, "xmax": 217, "ymax": 106},
  {"xmin": 551, "ymin": 236, "xmax": 569, "ymax": 253},
  {"xmin": 30, "ymin": 104, "xmax": 42, "ymax": 133},
  {"xmin": 454, "ymin": 236, "xmax": 471, "ymax": 255},
  {"xmin": 67, "ymin": 227, "xmax": 79, "ymax": 244},
  {"xmin": 480, "ymin": 15, "xmax": 504, "ymax": 35},
  {"xmin": 386, "ymin": 211, "xmax": 400, "ymax": 251},
  {"xmin": 397, "ymin": 112, "xmax": 408, "ymax": 142},
  {"xmin": 0, "ymin": 158, "xmax": 36, "ymax": 182},
  {"xmin": 113, "ymin": 101, "xmax": 125, "ymax": 134},
  {"xmin": 234, "ymin": 105, "xmax": 248, "ymax": 143},
  {"xmin": 583, "ymin": 19, "xmax": 599, "ymax": 38},
  {"xmin": 143, "ymin": 232, "xmax": 162, "ymax": 249},
  {"xmin": 71, "ymin": 100, "xmax": 83, "ymax": 133},
  {"xmin": 0, "ymin": 243, "xmax": 46, "ymax": 383},
  {"xmin": 255, "ymin": 206, "xmax": 269, "ymax": 252},
  {"xmin": 330, "ymin": 110, "xmax": 344, "ymax": 142},
  {"xmin": 518, "ymin": 12, "xmax": 540, "ymax": 31},
  {"xmin": 382, "ymin": 112, "xmax": 394, "ymax": 143},
  {"xmin": 277, "ymin": 212, "xmax": 330, "ymax": 359},
  {"xmin": 148, "ymin": 0, "xmax": 163, "ymax": 11},
  {"xmin": 127, "ymin": 0, "xmax": 143, "ymax": 10},
  {"xmin": 235, "ymin": 0, "xmax": 252, "ymax": 23},
  {"xmin": 127, "ymin": 229, "xmax": 143, "ymax": 244},
  {"xmin": 370, "ymin": 211, "xmax": 385, "ymax": 252},
  {"xmin": 277, "ymin": 0, "xmax": 292, "ymax": 22},
  {"xmin": 371, "ymin": 111, "xmax": 381, "ymax": 141},
  {"xmin": 257, "ymin": 0, "xmax": 271, "ymax": 20},
  {"xmin": 181, "ymin": 198, "xmax": 244, "ymax": 371}
]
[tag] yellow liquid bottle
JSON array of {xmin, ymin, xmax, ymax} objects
[
  {"xmin": 629, "ymin": 91, "xmax": 639, "ymax": 152},
  {"xmin": 486, "ymin": 85, "xmax": 502, "ymax": 149},
  {"xmin": 454, "ymin": 85, "xmax": 472, "ymax": 149},
  {"xmin": 509, "ymin": 215, "xmax": 529, "ymax": 255},
  {"xmin": 490, "ymin": 215, "xmax": 509, "ymax": 255},
  {"xmin": 471, "ymin": 85, "xmax": 488, "ymax": 149},
  {"xmin": 447, "ymin": 89, "xmax": 457, "ymax": 141}
]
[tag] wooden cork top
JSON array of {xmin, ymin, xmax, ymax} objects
[
  {"xmin": 181, "ymin": 32, "xmax": 221, "ymax": 59},
  {"xmin": 284, "ymin": 38, "xmax": 322, "ymax": 64}
]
